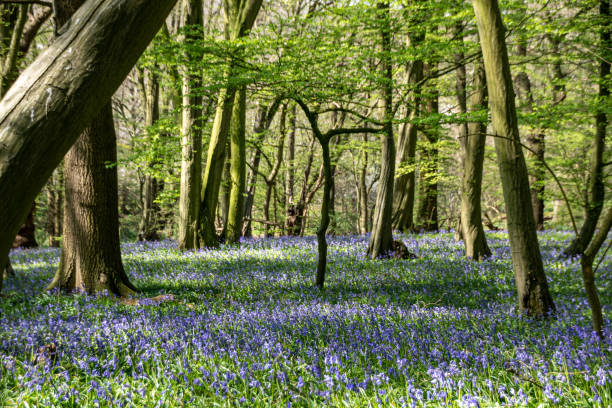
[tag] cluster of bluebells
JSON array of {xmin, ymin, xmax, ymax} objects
[{"xmin": 0, "ymin": 231, "xmax": 610, "ymax": 407}]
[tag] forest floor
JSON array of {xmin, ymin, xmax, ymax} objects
[{"xmin": 0, "ymin": 231, "xmax": 610, "ymax": 407}]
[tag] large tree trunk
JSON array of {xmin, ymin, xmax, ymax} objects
[
  {"xmin": 460, "ymin": 62, "xmax": 491, "ymax": 260},
  {"xmin": 367, "ymin": 1, "xmax": 395, "ymax": 259},
  {"xmin": 198, "ymin": 0, "xmax": 263, "ymax": 247},
  {"xmin": 48, "ymin": 104, "xmax": 136, "ymax": 296},
  {"xmin": 472, "ymin": 0, "xmax": 555, "ymax": 316},
  {"xmin": 137, "ymin": 67, "xmax": 161, "ymax": 241},
  {"xmin": 0, "ymin": 0, "xmax": 178, "ymax": 287},
  {"xmin": 564, "ymin": 0, "xmax": 609, "ymax": 257},
  {"xmin": 178, "ymin": 0, "xmax": 203, "ymax": 250}
]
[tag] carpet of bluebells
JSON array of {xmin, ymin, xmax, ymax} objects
[{"xmin": 0, "ymin": 231, "xmax": 610, "ymax": 407}]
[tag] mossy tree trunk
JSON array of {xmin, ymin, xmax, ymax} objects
[
  {"xmin": 198, "ymin": 0, "xmax": 263, "ymax": 248},
  {"xmin": 178, "ymin": 0, "xmax": 203, "ymax": 250},
  {"xmin": 472, "ymin": 0, "xmax": 555, "ymax": 316},
  {"xmin": 226, "ymin": 86, "xmax": 247, "ymax": 243}
]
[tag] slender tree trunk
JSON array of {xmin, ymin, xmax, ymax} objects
[
  {"xmin": 581, "ymin": 207, "xmax": 612, "ymax": 337},
  {"xmin": 316, "ymin": 139, "xmax": 332, "ymax": 288},
  {"xmin": 0, "ymin": 4, "xmax": 26, "ymax": 96},
  {"xmin": 226, "ymin": 86, "xmax": 247, "ymax": 243},
  {"xmin": 368, "ymin": 1, "xmax": 395, "ymax": 258},
  {"xmin": 472, "ymin": 0, "xmax": 555, "ymax": 316},
  {"xmin": 264, "ymin": 104, "xmax": 287, "ymax": 237},
  {"xmin": 198, "ymin": 0, "xmax": 263, "ymax": 247},
  {"xmin": 48, "ymin": 104, "xmax": 136, "ymax": 296},
  {"xmin": 358, "ymin": 133, "xmax": 369, "ymax": 234},
  {"xmin": 564, "ymin": 0, "xmax": 609, "ymax": 257},
  {"xmin": 219, "ymin": 151, "xmax": 231, "ymax": 238},
  {"xmin": 392, "ymin": 37, "xmax": 423, "ymax": 233},
  {"xmin": 515, "ymin": 41, "xmax": 545, "ymax": 230},
  {"xmin": 137, "ymin": 68, "xmax": 161, "ymax": 241},
  {"xmin": 178, "ymin": 0, "xmax": 203, "ymax": 249},
  {"xmin": 286, "ymin": 104, "xmax": 296, "ymax": 206},
  {"xmin": 460, "ymin": 62, "xmax": 491, "ymax": 260},
  {"xmin": 417, "ymin": 65, "xmax": 439, "ymax": 232},
  {"xmin": 0, "ymin": 0, "xmax": 178, "ymax": 287}
]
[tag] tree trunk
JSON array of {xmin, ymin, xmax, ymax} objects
[
  {"xmin": 392, "ymin": 33, "xmax": 424, "ymax": 233},
  {"xmin": 178, "ymin": 0, "xmax": 203, "ymax": 249},
  {"xmin": 564, "ymin": 0, "xmax": 609, "ymax": 257},
  {"xmin": 460, "ymin": 62, "xmax": 491, "ymax": 260},
  {"xmin": 12, "ymin": 203, "xmax": 37, "ymax": 248},
  {"xmin": 581, "ymin": 207, "xmax": 612, "ymax": 337},
  {"xmin": 515, "ymin": 41, "xmax": 545, "ymax": 231},
  {"xmin": 46, "ymin": 167, "xmax": 64, "ymax": 247},
  {"xmin": 416, "ymin": 65, "xmax": 439, "ymax": 232},
  {"xmin": 316, "ymin": 140, "xmax": 332, "ymax": 288},
  {"xmin": 198, "ymin": 0, "xmax": 263, "ymax": 247},
  {"xmin": 472, "ymin": 0, "xmax": 555, "ymax": 316},
  {"xmin": 219, "ymin": 150, "xmax": 231, "ymax": 238},
  {"xmin": 358, "ymin": 133, "xmax": 369, "ymax": 234},
  {"xmin": 226, "ymin": 86, "xmax": 247, "ymax": 243},
  {"xmin": 0, "ymin": 4, "xmax": 27, "ymax": 96},
  {"xmin": 48, "ymin": 104, "xmax": 136, "ymax": 296},
  {"xmin": 285, "ymin": 104, "xmax": 296, "ymax": 206},
  {"xmin": 264, "ymin": 103, "xmax": 287, "ymax": 237},
  {"xmin": 137, "ymin": 67, "xmax": 161, "ymax": 241},
  {"xmin": 0, "ymin": 0, "xmax": 178, "ymax": 282},
  {"xmin": 368, "ymin": 1, "xmax": 395, "ymax": 259}
]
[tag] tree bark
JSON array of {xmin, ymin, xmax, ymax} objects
[
  {"xmin": 460, "ymin": 62, "xmax": 491, "ymax": 260},
  {"xmin": 0, "ymin": 0, "xmax": 178, "ymax": 283},
  {"xmin": 264, "ymin": 103, "xmax": 287, "ymax": 238},
  {"xmin": 472, "ymin": 0, "xmax": 555, "ymax": 316},
  {"xmin": 564, "ymin": 0, "xmax": 609, "ymax": 257},
  {"xmin": 178, "ymin": 0, "xmax": 203, "ymax": 250},
  {"xmin": 368, "ymin": 1, "xmax": 395, "ymax": 258},
  {"xmin": 48, "ymin": 104, "xmax": 136, "ymax": 295},
  {"xmin": 46, "ymin": 167, "xmax": 64, "ymax": 247},
  {"xmin": 226, "ymin": 86, "xmax": 246, "ymax": 243}
]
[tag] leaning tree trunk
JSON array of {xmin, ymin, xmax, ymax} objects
[
  {"xmin": 580, "ymin": 207, "xmax": 612, "ymax": 338},
  {"xmin": 198, "ymin": 0, "xmax": 263, "ymax": 248},
  {"xmin": 0, "ymin": 0, "xmax": 177, "ymax": 287},
  {"xmin": 48, "ymin": 104, "xmax": 137, "ymax": 296},
  {"xmin": 472, "ymin": 0, "xmax": 555, "ymax": 316},
  {"xmin": 563, "ymin": 0, "xmax": 609, "ymax": 257},
  {"xmin": 178, "ymin": 0, "xmax": 203, "ymax": 250},
  {"xmin": 460, "ymin": 62, "xmax": 491, "ymax": 260},
  {"xmin": 368, "ymin": 1, "xmax": 395, "ymax": 259}
]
